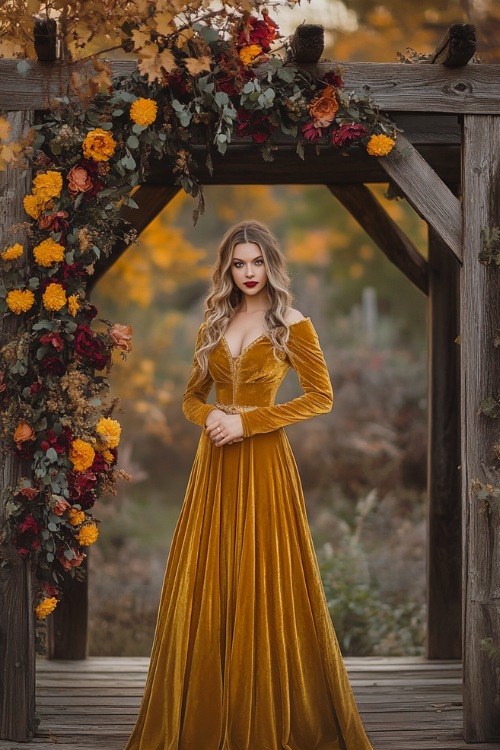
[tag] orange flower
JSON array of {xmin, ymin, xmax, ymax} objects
[
  {"xmin": 130, "ymin": 98, "xmax": 158, "ymax": 127},
  {"xmin": 32, "ymin": 171, "xmax": 63, "ymax": 201},
  {"xmin": 52, "ymin": 497, "xmax": 71, "ymax": 516},
  {"xmin": 239, "ymin": 44, "xmax": 262, "ymax": 65},
  {"xmin": 23, "ymin": 193, "xmax": 52, "ymax": 220},
  {"xmin": 35, "ymin": 597, "xmax": 58, "ymax": 619},
  {"xmin": 67, "ymin": 165, "xmax": 93, "ymax": 196},
  {"xmin": 366, "ymin": 133, "xmax": 395, "ymax": 157},
  {"xmin": 108, "ymin": 323, "xmax": 133, "ymax": 352},
  {"xmin": 59, "ymin": 549, "xmax": 86, "ymax": 571},
  {"xmin": 307, "ymin": 86, "xmax": 339, "ymax": 128},
  {"xmin": 82, "ymin": 128, "xmax": 117, "ymax": 162},
  {"xmin": 42, "ymin": 283, "xmax": 67, "ymax": 311},
  {"xmin": 69, "ymin": 438, "xmax": 95, "ymax": 472},
  {"xmin": 33, "ymin": 238, "xmax": 65, "ymax": 267},
  {"xmin": 77, "ymin": 523, "xmax": 99, "ymax": 546},
  {"xmin": 6, "ymin": 289, "xmax": 35, "ymax": 314},
  {"xmin": 1, "ymin": 243, "xmax": 23, "ymax": 261},
  {"xmin": 14, "ymin": 420, "xmax": 35, "ymax": 446}
]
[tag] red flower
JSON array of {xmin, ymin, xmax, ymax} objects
[
  {"xmin": 331, "ymin": 123, "xmax": 368, "ymax": 148},
  {"xmin": 165, "ymin": 69, "xmax": 191, "ymax": 98},
  {"xmin": 74, "ymin": 325, "xmax": 109, "ymax": 370},
  {"xmin": 40, "ymin": 332, "xmax": 64, "ymax": 352},
  {"xmin": 40, "ymin": 355, "xmax": 66, "ymax": 376},
  {"xmin": 38, "ymin": 210, "xmax": 69, "ymax": 234},
  {"xmin": 58, "ymin": 262, "xmax": 88, "ymax": 281},
  {"xmin": 18, "ymin": 513, "xmax": 39, "ymax": 534},
  {"xmin": 235, "ymin": 109, "xmax": 275, "ymax": 143},
  {"xmin": 68, "ymin": 471, "xmax": 98, "ymax": 509},
  {"xmin": 29, "ymin": 379, "xmax": 43, "ymax": 397},
  {"xmin": 322, "ymin": 70, "xmax": 343, "ymax": 88},
  {"xmin": 40, "ymin": 428, "xmax": 71, "ymax": 455},
  {"xmin": 82, "ymin": 304, "xmax": 98, "ymax": 321},
  {"xmin": 301, "ymin": 121, "xmax": 323, "ymax": 142},
  {"xmin": 237, "ymin": 12, "xmax": 279, "ymax": 53},
  {"xmin": 16, "ymin": 487, "xmax": 39, "ymax": 500}
]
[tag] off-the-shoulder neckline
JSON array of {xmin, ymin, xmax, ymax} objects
[
  {"xmin": 288, "ymin": 316, "xmax": 311, "ymax": 329},
  {"xmin": 220, "ymin": 316, "xmax": 312, "ymax": 362}
]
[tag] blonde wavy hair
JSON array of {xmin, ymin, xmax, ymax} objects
[{"xmin": 196, "ymin": 220, "xmax": 293, "ymax": 376}]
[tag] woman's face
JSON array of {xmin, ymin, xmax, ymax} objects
[{"xmin": 230, "ymin": 242, "xmax": 268, "ymax": 297}]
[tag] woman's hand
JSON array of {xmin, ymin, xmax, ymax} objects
[{"xmin": 205, "ymin": 413, "xmax": 244, "ymax": 447}]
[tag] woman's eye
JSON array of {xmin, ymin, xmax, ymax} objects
[
  {"xmin": 233, "ymin": 262, "xmax": 243, "ymax": 268},
  {"xmin": 255, "ymin": 259, "xmax": 263, "ymax": 265}
]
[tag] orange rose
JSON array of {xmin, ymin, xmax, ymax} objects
[
  {"xmin": 67, "ymin": 165, "xmax": 93, "ymax": 197},
  {"xmin": 14, "ymin": 420, "xmax": 35, "ymax": 446},
  {"xmin": 308, "ymin": 85, "xmax": 339, "ymax": 128},
  {"xmin": 108, "ymin": 323, "xmax": 133, "ymax": 353},
  {"xmin": 53, "ymin": 498, "xmax": 71, "ymax": 516},
  {"xmin": 59, "ymin": 549, "xmax": 86, "ymax": 571}
]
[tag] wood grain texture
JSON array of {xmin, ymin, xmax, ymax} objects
[
  {"xmin": 0, "ymin": 60, "xmax": 500, "ymax": 113},
  {"xmin": 379, "ymin": 133, "xmax": 463, "ymax": 263},
  {"xmin": 327, "ymin": 183, "xmax": 428, "ymax": 294},
  {"xmin": 461, "ymin": 115, "xmax": 500, "ymax": 742},
  {"xmin": 47, "ymin": 556, "xmax": 88, "ymax": 660},
  {"xmin": 0, "ymin": 111, "xmax": 36, "ymax": 742},
  {"xmin": 426, "ymin": 229, "xmax": 461, "ymax": 660},
  {"xmin": 0, "ymin": 657, "xmax": 498, "ymax": 750}
]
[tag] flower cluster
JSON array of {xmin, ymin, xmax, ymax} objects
[
  {"xmin": 0, "ymin": 8, "xmax": 396, "ymax": 623},
  {"xmin": 0, "ymin": 122, "xmax": 134, "ymax": 622}
]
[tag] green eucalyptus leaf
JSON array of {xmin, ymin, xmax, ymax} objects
[{"xmin": 127, "ymin": 135, "xmax": 140, "ymax": 149}]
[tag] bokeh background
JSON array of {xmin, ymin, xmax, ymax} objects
[{"xmin": 87, "ymin": 0, "xmax": 499, "ymax": 657}]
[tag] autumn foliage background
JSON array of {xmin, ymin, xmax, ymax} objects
[{"xmin": 3, "ymin": 0, "xmax": 498, "ymax": 654}]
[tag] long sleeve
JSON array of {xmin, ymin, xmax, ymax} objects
[
  {"xmin": 182, "ymin": 324, "xmax": 216, "ymax": 428},
  {"xmin": 240, "ymin": 318, "xmax": 333, "ymax": 437}
]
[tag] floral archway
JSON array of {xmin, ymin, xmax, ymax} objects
[{"xmin": 0, "ymin": 3, "xmax": 396, "ymax": 629}]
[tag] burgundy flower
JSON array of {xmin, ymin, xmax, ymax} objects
[
  {"xmin": 301, "ymin": 121, "xmax": 323, "ymax": 142},
  {"xmin": 78, "ymin": 491, "xmax": 96, "ymax": 510},
  {"xmin": 29, "ymin": 380, "xmax": 43, "ymax": 397},
  {"xmin": 40, "ymin": 428, "xmax": 71, "ymax": 455},
  {"xmin": 44, "ymin": 581, "xmax": 59, "ymax": 597},
  {"xmin": 58, "ymin": 262, "xmax": 88, "ymax": 281},
  {"xmin": 165, "ymin": 70, "xmax": 191, "ymax": 98},
  {"xmin": 40, "ymin": 355, "xmax": 66, "ymax": 376},
  {"xmin": 74, "ymin": 325, "xmax": 109, "ymax": 370},
  {"xmin": 322, "ymin": 70, "xmax": 343, "ymax": 88},
  {"xmin": 237, "ymin": 13, "xmax": 279, "ymax": 53},
  {"xmin": 331, "ymin": 123, "xmax": 368, "ymax": 148},
  {"xmin": 18, "ymin": 513, "xmax": 39, "ymax": 534},
  {"xmin": 68, "ymin": 471, "xmax": 98, "ymax": 509},
  {"xmin": 40, "ymin": 332, "xmax": 64, "ymax": 352},
  {"xmin": 82, "ymin": 304, "xmax": 98, "ymax": 321},
  {"xmin": 235, "ymin": 109, "xmax": 275, "ymax": 143}
]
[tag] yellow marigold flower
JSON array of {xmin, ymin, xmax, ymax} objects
[
  {"xmin": 239, "ymin": 44, "xmax": 262, "ymax": 66},
  {"xmin": 32, "ymin": 170, "xmax": 63, "ymax": 201},
  {"xmin": 96, "ymin": 416, "xmax": 121, "ymax": 449},
  {"xmin": 130, "ymin": 98, "xmax": 158, "ymax": 127},
  {"xmin": 6, "ymin": 289, "xmax": 35, "ymax": 314},
  {"xmin": 82, "ymin": 128, "xmax": 117, "ymax": 162},
  {"xmin": 1, "ymin": 243, "xmax": 23, "ymax": 261},
  {"xmin": 35, "ymin": 596, "xmax": 58, "ymax": 619},
  {"xmin": 101, "ymin": 449, "xmax": 114, "ymax": 463},
  {"xmin": 23, "ymin": 193, "xmax": 51, "ymax": 219},
  {"xmin": 68, "ymin": 294, "xmax": 80, "ymax": 317},
  {"xmin": 366, "ymin": 134, "xmax": 395, "ymax": 157},
  {"xmin": 69, "ymin": 438, "xmax": 95, "ymax": 472},
  {"xmin": 42, "ymin": 283, "xmax": 67, "ymax": 311},
  {"xmin": 68, "ymin": 508, "xmax": 85, "ymax": 526},
  {"xmin": 33, "ymin": 238, "xmax": 65, "ymax": 267},
  {"xmin": 77, "ymin": 522, "xmax": 99, "ymax": 547}
]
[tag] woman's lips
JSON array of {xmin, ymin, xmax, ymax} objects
[{"xmin": 244, "ymin": 281, "xmax": 258, "ymax": 287}]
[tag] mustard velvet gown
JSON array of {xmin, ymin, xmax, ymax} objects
[{"xmin": 124, "ymin": 317, "xmax": 373, "ymax": 750}]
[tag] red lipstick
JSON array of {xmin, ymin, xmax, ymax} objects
[{"xmin": 244, "ymin": 281, "xmax": 258, "ymax": 287}]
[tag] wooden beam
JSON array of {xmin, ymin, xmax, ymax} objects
[
  {"xmin": 327, "ymin": 184, "xmax": 428, "ymax": 295},
  {"xmin": 0, "ymin": 112, "xmax": 36, "ymax": 742},
  {"xmin": 379, "ymin": 133, "xmax": 462, "ymax": 263},
  {"xmin": 47, "ymin": 557, "xmax": 88, "ymax": 660},
  {"xmin": 461, "ymin": 114, "xmax": 500, "ymax": 742},
  {"xmin": 429, "ymin": 23, "xmax": 477, "ymax": 66},
  {"xmin": 145, "ymin": 142, "xmax": 461, "ymax": 188},
  {"xmin": 426, "ymin": 227, "xmax": 461, "ymax": 660},
  {"xmin": 88, "ymin": 185, "xmax": 180, "ymax": 294},
  {"xmin": 1, "ymin": 59, "xmax": 500, "ymax": 113}
]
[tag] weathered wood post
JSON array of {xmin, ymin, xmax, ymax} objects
[
  {"xmin": 0, "ymin": 111, "xmax": 36, "ymax": 741},
  {"xmin": 461, "ymin": 114, "xmax": 500, "ymax": 741},
  {"xmin": 426, "ymin": 228, "xmax": 461, "ymax": 660}
]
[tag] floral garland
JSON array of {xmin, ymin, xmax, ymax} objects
[{"xmin": 0, "ymin": 9, "xmax": 397, "ymax": 623}]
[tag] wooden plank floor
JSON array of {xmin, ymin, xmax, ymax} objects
[{"xmin": 0, "ymin": 657, "xmax": 499, "ymax": 749}]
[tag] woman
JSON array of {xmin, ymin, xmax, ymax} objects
[{"xmin": 125, "ymin": 220, "xmax": 373, "ymax": 750}]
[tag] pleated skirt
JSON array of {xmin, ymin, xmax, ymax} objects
[{"xmin": 124, "ymin": 429, "xmax": 373, "ymax": 750}]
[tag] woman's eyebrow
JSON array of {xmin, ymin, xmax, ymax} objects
[{"xmin": 232, "ymin": 255, "xmax": 263, "ymax": 261}]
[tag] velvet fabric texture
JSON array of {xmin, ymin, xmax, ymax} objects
[{"xmin": 124, "ymin": 317, "xmax": 373, "ymax": 750}]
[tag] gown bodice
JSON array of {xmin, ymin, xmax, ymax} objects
[{"xmin": 182, "ymin": 317, "xmax": 334, "ymax": 437}]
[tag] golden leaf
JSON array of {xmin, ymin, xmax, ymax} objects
[
  {"xmin": 158, "ymin": 47, "xmax": 176, "ymax": 73},
  {"xmin": 155, "ymin": 10, "xmax": 176, "ymax": 37},
  {"xmin": 174, "ymin": 27, "xmax": 195, "ymax": 50},
  {"xmin": 0, "ymin": 117, "xmax": 11, "ymax": 142},
  {"xmin": 132, "ymin": 29, "xmax": 152, "ymax": 52},
  {"xmin": 184, "ymin": 55, "xmax": 212, "ymax": 76}
]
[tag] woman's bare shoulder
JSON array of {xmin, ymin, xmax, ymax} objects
[{"xmin": 284, "ymin": 308, "xmax": 306, "ymax": 325}]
